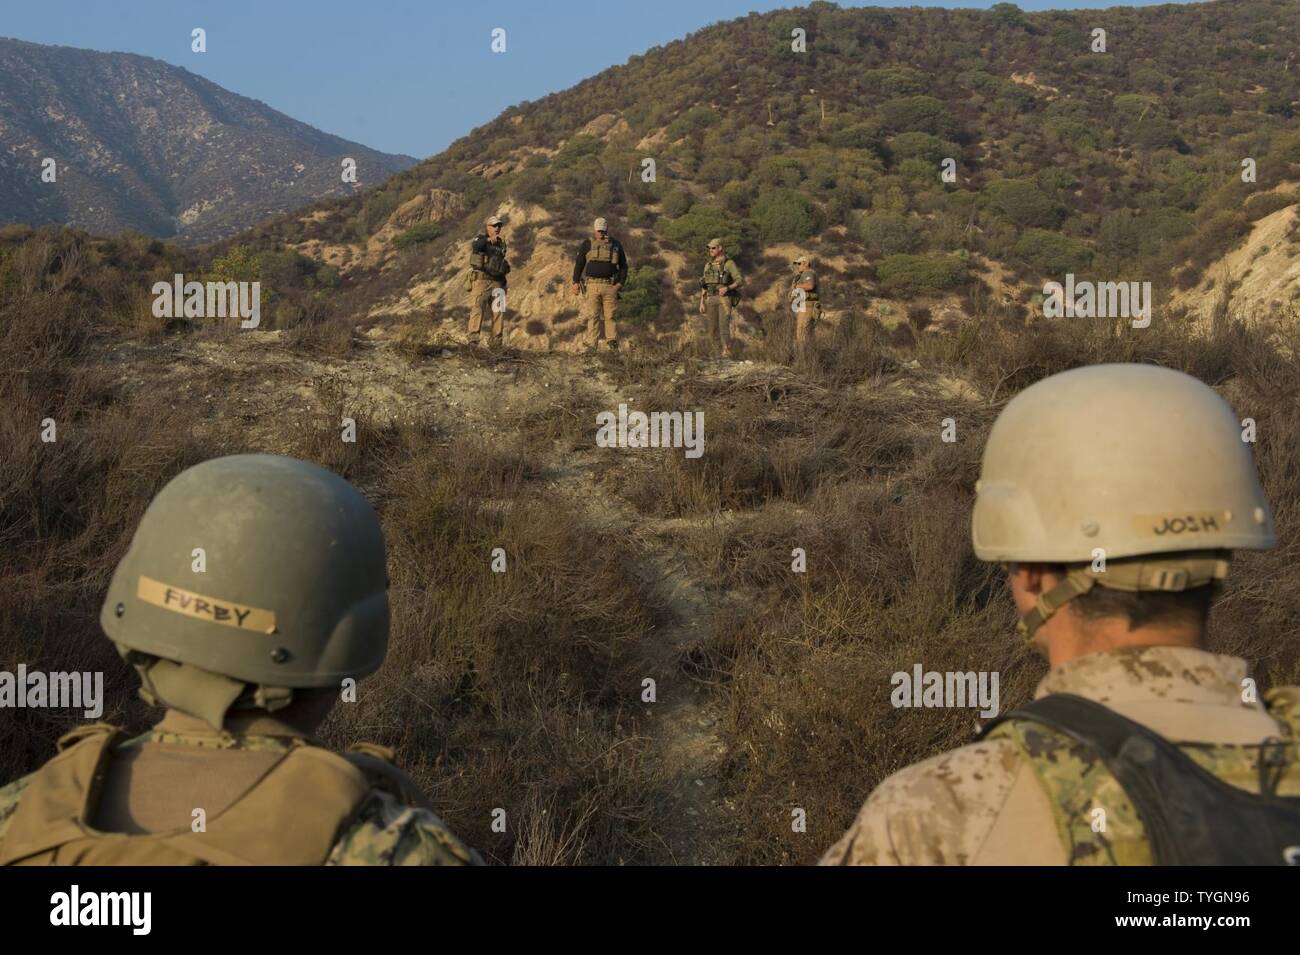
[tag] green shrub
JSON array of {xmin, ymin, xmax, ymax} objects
[
  {"xmin": 888, "ymin": 132, "xmax": 959, "ymax": 166},
  {"xmin": 1013, "ymin": 229, "xmax": 1094, "ymax": 275},
  {"xmin": 880, "ymin": 96, "xmax": 959, "ymax": 138},
  {"xmin": 829, "ymin": 122, "xmax": 886, "ymax": 155},
  {"xmin": 662, "ymin": 205, "xmax": 743, "ymax": 257},
  {"xmin": 864, "ymin": 67, "xmax": 930, "ymax": 96},
  {"xmin": 661, "ymin": 188, "xmax": 693, "ymax": 218},
  {"xmin": 666, "ymin": 106, "xmax": 721, "ymax": 139},
  {"xmin": 876, "ymin": 254, "xmax": 969, "ymax": 296},
  {"xmin": 512, "ymin": 167, "xmax": 552, "ymax": 204},
  {"xmin": 393, "ymin": 222, "xmax": 444, "ymax": 250},
  {"xmin": 983, "ymin": 179, "xmax": 1065, "ymax": 229},
  {"xmin": 860, "ymin": 211, "xmax": 924, "ymax": 256},
  {"xmin": 751, "ymin": 188, "xmax": 816, "ymax": 243},
  {"xmin": 618, "ymin": 266, "xmax": 662, "ymax": 323}
]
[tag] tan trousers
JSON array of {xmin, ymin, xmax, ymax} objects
[
  {"xmin": 701, "ymin": 294, "xmax": 734, "ymax": 356},
  {"xmin": 795, "ymin": 303, "xmax": 820, "ymax": 355},
  {"xmin": 468, "ymin": 275, "xmax": 505, "ymax": 344},
  {"xmin": 582, "ymin": 281, "xmax": 618, "ymax": 347}
]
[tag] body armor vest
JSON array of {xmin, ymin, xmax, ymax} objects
[
  {"xmin": 0, "ymin": 724, "xmax": 403, "ymax": 866},
  {"xmin": 583, "ymin": 239, "xmax": 619, "ymax": 280},
  {"xmin": 469, "ymin": 236, "xmax": 508, "ymax": 280},
  {"xmin": 702, "ymin": 259, "xmax": 737, "ymax": 294}
]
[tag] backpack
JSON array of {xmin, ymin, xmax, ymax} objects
[{"xmin": 980, "ymin": 692, "xmax": 1300, "ymax": 865}]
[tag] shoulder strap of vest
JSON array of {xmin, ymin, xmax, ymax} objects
[
  {"xmin": 0, "ymin": 726, "xmax": 128, "ymax": 865},
  {"xmin": 55, "ymin": 722, "xmax": 121, "ymax": 751},
  {"xmin": 343, "ymin": 743, "xmax": 436, "ymax": 812},
  {"xmin": 980, "ymin": 693, "xmax": 1300, "ymax": 865}
]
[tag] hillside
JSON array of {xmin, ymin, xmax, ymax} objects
[
  {"xmin": 6, "ymin": 1, "xmax": 1300, "ymax": 867},
  {"xmin": 5, "ymin": 221, "xmax": 1300, "ymax": 864},
  {"xmin": 220, "ymin": 0, "xmax": 1300, "ymax": 347},
  {"xmin": 0, "ymin": 38, "xmax": 416, "ymax": 243}
]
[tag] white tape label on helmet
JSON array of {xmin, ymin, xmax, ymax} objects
[
  {"xmin": 136, "ymin": 576, "xmax": 277, "ymax": 634},
  {"xmin": 1131, "ymin": 511, "xmax": 1232, "ymax": 537}
]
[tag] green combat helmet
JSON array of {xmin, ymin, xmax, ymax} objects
[{"xmin": 100, "ymin": 454, "xmax": 390, "ymax": 727}]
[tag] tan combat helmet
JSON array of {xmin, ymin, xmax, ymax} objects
[
  {"xmin": 486, "ymin": 215, "xmax": 504, "ymax": 226},
  {"xmin": 972, "ymin": 364, "xmax": 1275, "ymax": 638},
  {"xmin": 593, "ymin": 217, "xmax": 608, "ymax": 232},
  {"xmin": 101, "ymin": 454, "xmax": 390, "ymax": 726},
  {"xmin": 707, "ymin": 238, "xmax": 723, "ymax": 252}
]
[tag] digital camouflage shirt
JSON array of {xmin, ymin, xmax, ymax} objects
[{"xmin": 820, "ymin": 645, "xmax": 1300, "ymax": 866}]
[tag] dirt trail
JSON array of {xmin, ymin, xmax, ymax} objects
[{"xmin": 104, "ymin": 330, "xmax": 738, "ymax": 863}]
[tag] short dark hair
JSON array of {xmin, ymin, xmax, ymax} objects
[{"xmin": 1064, "ymin": 573, "xmax": 1218, "ymax": 631}]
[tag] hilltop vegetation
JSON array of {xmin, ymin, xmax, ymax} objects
[{"xmin": 226, "ymin": 0, "xmax": 1300, "ymax": 330}]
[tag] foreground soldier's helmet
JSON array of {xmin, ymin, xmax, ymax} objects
[
  {"xmin": 101, "ymin": 454, "xmax": 390, "ymax": 725},
  {"xmin": 593, "ymin": 217, "xmax": 608, "ymax": 231},
  {"xmin": 971, "ymin": 364, "xmax": 1275, "ymax": 637},
  {"xmin": 707, "ymin": 238, "xmax": 723, "ymax": 251}
]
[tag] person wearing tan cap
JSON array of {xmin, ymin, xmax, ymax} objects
[
  {"xmin": 821, "ymin": 364, "xmax": 1300, "ymax": 866},
  {"xmin": 698, "ymin": 238, "xmax": 742, "ymax": 358},
  {"xmin": 571, "ymin": 216, "xmax": 628, "ymax": 353},
  {"xmin": 466, "ymin": 214, "xmax": 510, "ymax": 348},
  {"xmin": 789, "ymin": 253, "xmax": 819, "ymax": 361}
]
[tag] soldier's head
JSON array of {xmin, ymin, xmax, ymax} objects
[
  {"xmin": 793, "ymin": 255, "xmax": 809, "ymax": 271},
  {"xmin": 593, "ymin": 217, "xmax": 608, "ymax": 238},
  {"xmin": 971, "ymin": 364, "xmax": 1274, "ymax": 665},
  {"xmin": 486, "ymin": 215, "xmax": 504, "ymax": 238},
  {"xmin": 707, "ymin": 238, "xmax": 724, "ymax": 260},
  {"xmin": 101, "ymin": 455, "xmax": 390, "ymax": 730}
]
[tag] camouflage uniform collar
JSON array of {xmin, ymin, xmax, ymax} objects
[
  {"xmin": 146, "ymin": 709, "xmax": 315, "ymax": 746},
  {"xmin": 1034, "ymin": 645, "xmax": 1275, "ymax": 744}
]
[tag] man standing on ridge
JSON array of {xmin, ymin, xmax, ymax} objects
[
  {"xmin": 788, "ymin": 252, "xmax": 820, "ymax": 362},
  {"xmin": 572, "ymin": 216, "xmax": 628, "ymax": 353},
  {"xmin": 467, "ymin": 214, "xmax": 510, "ymax": 349},
  {"xmin": 699, "ymin": 238, "xmax": 742, "ymax": 358}
]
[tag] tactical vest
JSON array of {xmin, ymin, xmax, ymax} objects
[
  {"xmin": 0, "ymin": 723, "xmax": 412, "ymax": 866},
  {"xmin": 702, "ymin": 259, "xmax": 737, "ymax": 296},
  {"xmin": 791, "ymin": 271, "xmax": 819, "ymax": 304},
  {"xmin": 469, "ymin": 236, "xmax": 508, "ymax": 280},
  {"xmin": 981, "ymin": 689, "xmax": 1300, "ymax": 865}
]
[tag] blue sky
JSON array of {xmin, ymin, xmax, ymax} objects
[{"xmin": 4, "ymin": 0, "xmax": 1200, "ymax": 158}]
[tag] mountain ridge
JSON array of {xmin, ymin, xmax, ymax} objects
[{"xmin": 0, "ymin": 36, "xmax": 417, "ymax": 243}]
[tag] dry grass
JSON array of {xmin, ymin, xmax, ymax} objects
[{"xmin": 4, "ymin": 226, "xmax": 1300, "ymax": 866}]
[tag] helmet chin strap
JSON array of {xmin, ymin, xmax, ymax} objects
[
  {"xmin": 117, "ymin": 647, "xmax": 295, "ymax": 729},
  {"xmin": 1014, "ymin": 553, "xmax": 1231, "ymax": 642},
  {"xmin": 1016, "ymin": 568, "xmax": 1098, "ymax": 641}
]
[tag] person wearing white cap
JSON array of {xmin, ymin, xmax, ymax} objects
[
  {"xmin": 466, "ymin": 215, "xmax": 510, "ymax": 348},
  {"xmin": 571, "ymin": 217, "xmax": 628, "ymax": 353}
]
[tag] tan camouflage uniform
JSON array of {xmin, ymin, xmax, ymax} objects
[
  {"xmin": 0, "ymin": 711, "xmax": 481, "ymax": 866},
  {"xmin": 820, "ymin": 645, "xmax": 1300, "ymax": 866},
  {"xmin": 790, "ymin": 267, "xmax": 819, "ymax": 355}
]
